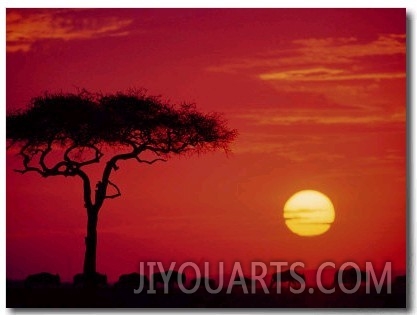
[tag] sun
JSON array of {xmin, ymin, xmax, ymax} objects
[{"xmin": 283, "ymin": 190, "xmax": 335, "ymax": 237}]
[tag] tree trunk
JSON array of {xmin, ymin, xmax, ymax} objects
[{"xmin": 83, "ymin": 210, "xmax": 98, "ymax": 287}]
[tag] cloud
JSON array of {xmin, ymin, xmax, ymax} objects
[
  {"xmin": 231, "ymin": 105, "xmax": 404, "ymax": 165},
  {"xmin": 206, "ymin": 33, "xmax": 405, "ymax": 93},
  {"xmin": 235, "ymin": 108, "xmax": 405, "ymax": 126},
  {"xmin": 206, "ymin": 34, "xmax": 405, "ymax": 118},
  {"xmin": 7, "ymin": 9, "xmax": 134, "ymax": 53},
  {"xmin": 207, "ymin": 34, "xmax": 405, "ymax": 74},
  {"xmin": 290, "ymin": 34, "xmax": 405, "ymax": 60},
  {"xmin": 259, "ymin": 68, "xmax": 405, "ymax": 82}
]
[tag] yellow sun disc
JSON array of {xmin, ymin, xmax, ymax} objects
[{"xmin": 283, "ymin": 190, "xmax": 335, "ymax": 236}]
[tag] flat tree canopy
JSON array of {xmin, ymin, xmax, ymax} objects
[{"xmin": 7, "ymin": 90, "xmax": 236, "ymax": 160}]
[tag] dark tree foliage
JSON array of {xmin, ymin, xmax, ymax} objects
[{"xmin": 7, "ymin": 90, "xmax": 237, "ymax": 286}]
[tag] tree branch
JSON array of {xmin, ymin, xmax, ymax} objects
[
  {"xmin": 104, "ymin": 180, "xmax": 121, "ymax": 199},
  {"xmin": 94, "ymin": 144, "xmax": 148, "ymax": 209},
  {"xmin": 63, "ymin": 144, "xmax": 104, "ymax": 168},
  {"xmin": 15, "ymin": 166, "xmax": 45, "ymax": 176},
  {"xmin": 135, "ymin": 156, "xmax": 167, "ymax": 164},
  {"xmin": 143, "ymin": 142, "xmax": 190, "ymax": 155},
  {"xmin": 15, "ymin": 143, "xmax": 48, "ymax": 176},
  {"xmin": 15, "ymin": 141, "xmax": 94, "ymax": 208},
  {"xmin": 74, "ymin": 168, "xmax": 94, "ymax": 209},
  {"xmin": 38, "ymin": 141, "xmax": 53, "ymax": 173}
]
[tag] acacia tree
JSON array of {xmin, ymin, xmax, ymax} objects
[{"xmin": 7, "ymin": 90, "xmax": 237, "ymax": 284}]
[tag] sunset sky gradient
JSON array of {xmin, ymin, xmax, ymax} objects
[{"xmin": 6, "ymin": 8, "xmax": 406, "ymax": 283}]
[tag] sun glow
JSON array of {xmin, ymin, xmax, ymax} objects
[{"xmin": 283, "ymin": 190, "xmax": 335, "ymax": 237}]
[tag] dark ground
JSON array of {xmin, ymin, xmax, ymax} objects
[{"xmin": 6, "ymin": 283, "xmax": 406, "ymax": 308}]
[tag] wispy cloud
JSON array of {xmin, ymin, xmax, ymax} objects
[
  {"xmin": 207, "ymin": 34, "xmax": 405, "ymax": 74},
  {"xmin": 235, "ymin": 108, "xmax": 405, "ymax": 126},
  {"xmin": 231, "ymin": 106, "xmax": 405, "ymax": 162},
  {"xmin": 289, "ymin": 34, "xmax": 405, "ymax": 61},
  {"xmin": 206, "ymin": 33, "xmax": 405, "ymax": 116},
  {"xmin": 7, "ymin": 9, "xmax": 134, "ymax": 53},
  {"xmin": 259, "ymin": 68, "xmax": 405, "ymax": 82}
]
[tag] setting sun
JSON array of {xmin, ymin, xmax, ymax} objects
[{"xmin": 283, "ymin": 190, "xmax": 335, "ymax": 237}]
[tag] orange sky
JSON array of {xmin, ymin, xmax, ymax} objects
[{"xmin": 6, "ymin": 9, "xmax": 406, "ymax": 283}]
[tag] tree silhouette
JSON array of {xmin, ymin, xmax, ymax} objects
[{"xmin": 7, "ymin": 90, "xmax": 237, "ymax": 286}]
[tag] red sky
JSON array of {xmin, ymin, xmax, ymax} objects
[{"xmin": 6, "ymin": 9, "xmax": 406, "ymax": 283}]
